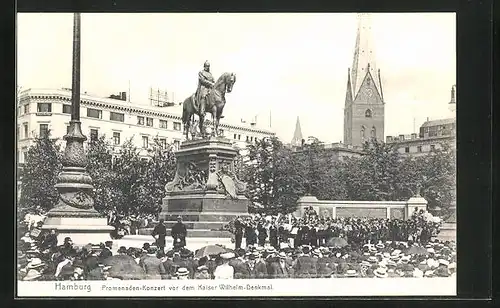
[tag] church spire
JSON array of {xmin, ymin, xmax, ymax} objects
[
  {"xmin": 350, "ymin": 13, "xmax": 382, "ymax": 99},
  {"xmin": 291, "ymin": 116, "xmax": 303, "ymax": 147},
  {"xmin": 345, "ymin": 68, "xmax": 353, "ymax": 105}
]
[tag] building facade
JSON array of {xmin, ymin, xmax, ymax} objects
[
  {"xmin": 386, "ymin": 118, "xmax": 456, "ymax": 156},
  {"xmin": 343, "ymin": 13, "xmax": 385, "ymax": 147},
  {"xmin": 386, "ymin": 85, "xmax": 456, "ymax": 157},
  {"xmin": 16, "ymin": 88, "xmax": 275, "ymax": 164}
]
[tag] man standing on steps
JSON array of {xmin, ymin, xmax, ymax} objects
[
  {"xmin": 171, "ymin": 216, "xmax": 187, "ymax": 249},
  {"xmin": 152, "ymin": 219, "xmax": 167, "ymax": 253}
]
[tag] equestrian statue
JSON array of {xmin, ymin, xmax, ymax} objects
[{"xmin": 182, "ymin": 61, "xmax": 236, "ymax": 140}]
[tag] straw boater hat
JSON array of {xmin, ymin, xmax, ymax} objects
[
  {"xmin": 220, "ymin": 252, "xmax": 235, "ymax": 260},
  {"xmin": 374, "ymin": 267, "xmax": 388, "ymax": 278},
  {"xmin": 278, "ymin": 252, "xmax": 287, "ymax": 259},
  {"xmin": 27, "ymin": 258, "xmax": 45, "ymax": 269},
  {"xmin": 376, "ymin": 242, "xmax": 385, "ymax": 249},
  {"xmin": 438, "ymin": 259, "xmax": 450, "ymax": 266},
  {"xmin": 197, "ymin": 265, "xmax": 209, "ymax": 272},
  {"xmin": 344, "ymin": 269, "xmax": 358, "ymax": 277},
  {"xmin": 23, "ymin": 269, "xmax": 42, "ymax": 281},
  {"xmin": 176, "ymin": 268, "xmax": 189, "ymax": 276}
]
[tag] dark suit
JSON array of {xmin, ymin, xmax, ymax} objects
[
  {"xmin": 269, "ymin": 260, "xmax": 292, "ymax": 279},
  {"xmin": 234, "ymin": 220, "xmax": 244, "ymax": 249},
  {"xmin": 229, "ymin": 258, "xmax": 249, "ymax": 279},
  {"xmin": 269, "ymin": 225, "xmax": 278, "ymax": 249},
  {"xmin": 293, "ymin": 255, "xmax": 318, "ymax": 278},
  {"xmin": 171, "ymin": 222, "xmax": 187, "ymax": 248},
  {"xmin": 244, "ymin": 260, "xmax": 268, "ymax": 279},
  {"xmin": 98, "ymin": 248, "xmax": 112, "ymax": 262},
  {"xmin": 151, "ymin": 223, "xmax": 167, "ymax": 249},
  {"xmin": 139, "ymin": 255, "xmax": 163, "ymax": 280}
]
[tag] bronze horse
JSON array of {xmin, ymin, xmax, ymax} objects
[{"xmin": 182, "ymin": 72, "xmax": 236, "ymax": 139}]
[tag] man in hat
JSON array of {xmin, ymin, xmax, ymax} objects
[
  {"xmin": 171, "ymin": 216, "xmax": 187, "ymax": 249},
  {"xmin": 244, "ymin": 252, "xmax": 268, "ymax": 279},
  {"xmin": 214, "ymin": 252, "xmax": 235, "ymax": 279},
  {"xmin": 229, "ymin": 249, "xmax": 249, "ymax": 279},
  {"xmin": 292, "ymin": 245, "xmax": 318, "ymax": 278},
  {"xmin": 151, "ymin": 219, "xmax": 167, "ymax": 252},
  {"xmin": 194, "ymin": 265, "xmax": 211, "ymax": 279},
  {"xmin": 269, "ymin": 252, "xmax": 292, "ymax": 279},
  {"xmin": 234, "ymin": 217, "xmax": 244, "ymax": 250},
  {"xmin": 98, "ymin": 241, "xmax": 113, "ymax": 262},
  {"xmin": 41, "ymin": 229, "xmax": 58, "ymax": 251},
  {"xmin": 269, "ymin": 218, "xmax": 279, "ymax": 249},
  {"xmin": 196, "ymin": 60, "xmax": 215, "ymax": 117},
  {"xmin": 139, "ymin": 247, "xmax": 163, "ymax": 280},
  {"xmin": 176, "ymin": 267, "xmax": 190, "ymax": 280}
]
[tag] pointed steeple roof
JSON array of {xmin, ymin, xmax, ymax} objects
[
  {"xmin": 350, "ymin": 13, "xmax": 382, "ymax": 99},
  {"xmin": 345, "ymin": 68, "xmax": 353, "ymax": 105},
  {"xmin": 291, "ymin": 116, "xmax": 303, "ymax": 146}
]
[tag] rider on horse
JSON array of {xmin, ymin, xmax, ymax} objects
[{"xmin": 196, "ymin": 61, "xmax": 215, "ymax": 116}]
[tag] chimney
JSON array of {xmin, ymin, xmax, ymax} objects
[{"xmin": 121, "ymin": 92, "xmax": 127, "ymax": 101}]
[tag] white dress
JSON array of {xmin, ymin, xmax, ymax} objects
[{"xmin": 213, "ymin": 263, "xmax": 234, "ymax": 279}]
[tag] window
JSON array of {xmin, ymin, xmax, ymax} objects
[
  {"xmin": 365, "ymin": 109, "xmax": 372, "ymax": 118},
  {"xmin": 142, "ymin": 136, "xmax": 149, "ymax": 148},
  {"xmin": 404, "ymin": 147, "xmax": 410, "ymax": 153},
  {"xmin": 430, "ymin": 144, "xmax": 436, "ymax": 151},
  {"xmin": 23, "ymin": 104, "xmax": 29, "ymax": 114},
  {"xmin": 66, "ymin": 125, "xmax": 71, "ymax": 135},
  {"xmin": 238, "ymin": 134, "xmax": 241, "ymax": 140},
  {"xmin": 63, "ymin": 104, "xmax": 72, "ymax": 114},
  {"xmin": 360, "ymin": 126, "xmax": 366, "ymax": 141},
  {"xmin": 39, "ymin": 124, "xmax": 49, "ymax": 138},
  {"xmin": 250, "ymin": 136, "xmax": 253, "ymax": 142},
  {"xmin": 417, "ymin": 145, "xmax": 422, "ymax": 152},
  {"xmin": 173, "ymin": 122, "xmax": 181, "ymax": 131},
  {"xmin": 146, "ymin": 117, "xmax": 153, "ymax": 127},
  {"xmin": 23, "ymin": 123, "xmax": 28, "ymax": 138},
  {"xmin": 233, "ymin": 133, "xmax": 237, "ymax": 139},
  {"xmin": 90, "ymin": 129, "xmax": 98, "ymax": 141},
  {"xmin": 173, "ymin": 140, "xmax": 180, "ymax": 150},
  {"xmin": 137, "ymin": 116, "xmax": 145, "ymax": 125},
  {"xmin": 160, "ymin": 120, "xmax": 167, "ymax": 129},
  {"xmin": 219, "ymin": 129, "xmax": 224, "ymax": 136},
  {"xmin": 16, "ymin": 126, "xmax": 20, "ymax": 140},
  {"xmin": 371, "ymin": 126, "xmax": 376, "ymax": 138},
  {"xmin": 113, "ymin": 132, "xmax": 121, "ymax": 145},
  {"xmin": 37, "ymin": 103, "xmax": 52, "ymax": 113},
  {"xmin": 159, "ymin": 138, "xmax": 167, "ymax": 149},
  {"xmin": 246, "ymin": 136, "xmax": 249, "ymax": 142},
  {"xmin": 87, "ymin": 108, "xmax": 102, "ymax": 119},
  {"xmin": 110, "ymin": 112, "xmax": 125, "ymax": 122}
]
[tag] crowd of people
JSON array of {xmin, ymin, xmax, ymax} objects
[
  {"xmin": 17, "ymin": 209, "xmax": 454, "ymax": 281},
  {"xmin": 226, "ymin": 208, "xmax": 443, "ymax": 250}
]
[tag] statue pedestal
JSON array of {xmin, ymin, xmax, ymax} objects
[
  {"xmin": 159, "ymin": 137, "xmax": 250, "ymax": 238},
  {"xmin": 41, "ymin": 205, "xmax": 114, "ymax": 246}
]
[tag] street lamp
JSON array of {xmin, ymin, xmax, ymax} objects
[{"xmin": 41, "ymin": 13, "xmax": 113, "ymax": 243}]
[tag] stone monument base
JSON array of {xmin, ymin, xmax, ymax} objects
[
  {"xmin": 41, "ymin": 206, "xmax": 114, "ymax": 246},
  {"xmin": 160, "ymin": 193, "xmax": 250, "ymax": 238},
  {"xmin": 159, "ymin": 137, "xmax": 251, "ymax": 238}
]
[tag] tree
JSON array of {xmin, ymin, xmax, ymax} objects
[
  {"xmin": 241, "ymin": 137, "xmax": 303, "ymax": 214},
  {"xmin": 86, "ymin": 135, "xmax": 119, "ymax": 214},
  {"xmin": 130, "ymin": 137, "xmax": 177, "ymax": 215},
  {"xmin": 19, "ymin": 134, "xmax": 63, "ymax": 213}
]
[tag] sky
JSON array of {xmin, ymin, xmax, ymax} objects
[{"xmin": 17, "ymin": 13, "xmax": 456, "ymax": 143}]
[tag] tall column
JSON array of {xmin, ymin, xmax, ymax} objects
[{"xmin": 42, "ymin": 13, "xmax": 113, "ymax": 244}]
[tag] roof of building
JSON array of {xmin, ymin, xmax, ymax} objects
[
  {"xmin": 420, "ymin": 118, "xmax": 456, "ymax": 128},
  {"xmin": 19, "ymin": 88, "xmax": 275, "ymax": 136}
]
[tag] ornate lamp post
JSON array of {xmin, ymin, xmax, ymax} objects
[{"xmin": 42, "ymin": 13, "xmax": 113, "ymax": 243}]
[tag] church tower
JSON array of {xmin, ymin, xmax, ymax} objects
[
  {"xmin": 291, "ymin": 116, "xmax": 304, "ymax": 147},
  {"xmin": 343, "ymin": 13, "xmax": 385, "ymax": 147}
]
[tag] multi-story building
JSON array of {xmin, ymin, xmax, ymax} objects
[
  {"xmin": 386, "ymin": 85, "xmax": 456, "ymax": 157},
  {"xmin": 16, "ymin": 88, "xmax": 275, "ymax": 165}
]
